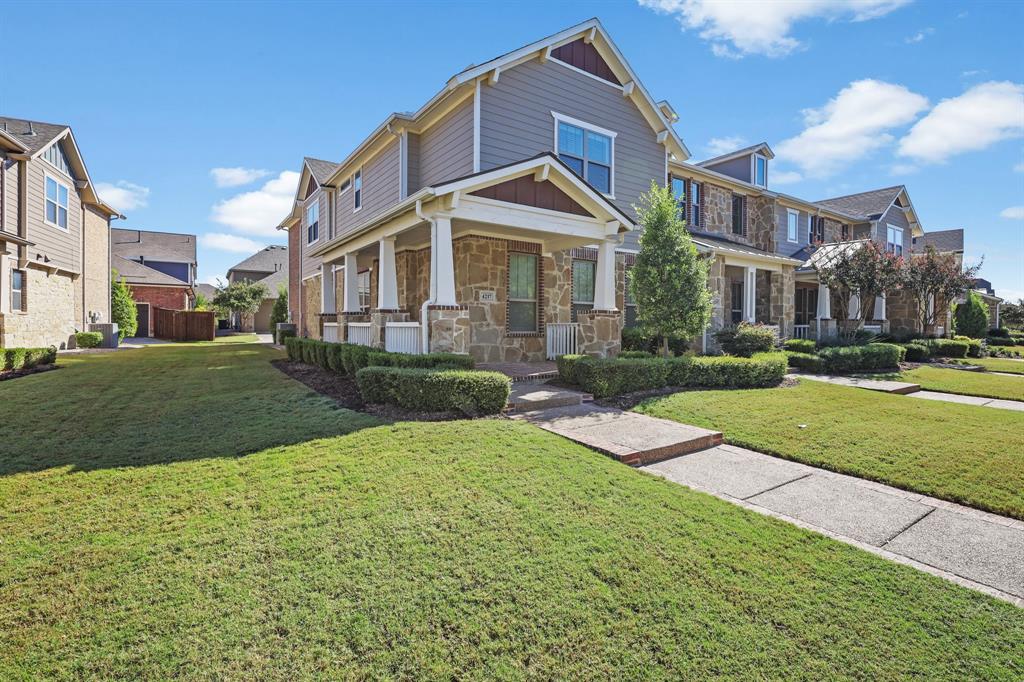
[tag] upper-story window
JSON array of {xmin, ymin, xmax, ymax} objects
[
  {"xmin": 44, "ymin": 175, "xmax": 69, "ymax": 230},
  {"xmin": 690, "ymin": 181, "xmax": 701, "ymax": 228},
  {"xmin": 731, "ymin": 194, "xmax": 746, "ymax": 236},
  {"xmin": 554, "ymin": 113, "xmax": 615, "ymax": 195},
  {"xmin": 353, "ymin": 169, "xmax": 362, "ymax": 211},
  {"xmin": 671, "ymin": 177, "xmax": 687, "ymax": 222},
  {"xmin": 811, "ymin": 216, "xmax": 825, "ymax": 243},
  {"xmin": 753, "ymin": 154, "xmax": 767, "ymax": 188},
  {"xmin": 886, "ymin": 224, "xmax": 903, "ymax": 256},
  {"xmin": 786, "ymin": 209, "xmax": 799, "ymax": 242},
  {"xmin": 306, "ymin": 201, "xmax": 319, "ymax": 244}
]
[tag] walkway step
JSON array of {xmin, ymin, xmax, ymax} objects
[
  {"xmin": 797, "ymin": 373, "xmax": 921, "ymax": 394},
  {"xmin": 505, "ymin": 383, "xmax": 591, "ymax": 413},
  {"xmin": 512, "ymin": 403, "xmax": 721, "ymax": 466}
]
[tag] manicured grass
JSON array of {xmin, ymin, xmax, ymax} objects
[
  {"xmin": 636, "ymin": 379, "xmax": 1024, "ymax": 519},
  {"xmin": 969, "ymin": 355, "xmax": 1024, "ymax": 374},
  {"xmin": 1, "ymin": 345, "xmax": 1021, "ymax": 678},
  {"xmin": 893, "ymin": 365, "xmax": 1024, "ymax": 401}
]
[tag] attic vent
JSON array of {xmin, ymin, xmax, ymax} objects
[
  {"xmin": 1, "ymin": 122, "xmax": 6, "ymax": 132},
  {"xmin": 27, "ymin": 122, "xmax": 35, "ymax": 136}
]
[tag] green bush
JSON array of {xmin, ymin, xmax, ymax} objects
[
  {"xmin": 111, "ymin": 271, "xmax": 137, "ymax": 340},
  {"xmin": 668, "ymin": 353, "xmax": 788, "ymax": 388},
  {"xmin": 926, "ymin": 339, "xmax": 970, "ymax": 359},
  {"xmin": 989, "ymin": 327, "xmax": 1010, "ymax": 338},
  {"xmin": 344, "ymin": 345, "xmax": 371, "ymax": 375},
  {"xmin": 276, "ymin": 328, "xmax": 296, "ymax": 345},
  {"xmin": 818, "ymin": 343, "xmax": 905, "ymax": 373},
  {"xmin": 365, "ymin": 350, "xmax": 474, "ymax": 370},
  {"xmin": 902, "ymin": 343, "xmax": 931, "ymax": 362},
  {"xmin": 618, "ymin": 350, "xmax": 654, "ymax": 359},
  {"xmin": 783, "ymin": 338, "xmax": 816, "ymax": 353},
  {"xmin": 355, "ymin": 367, "xmax": 511, "ymax": 416},
  {"xmin": 556, "ymin": 354, "xmax": 586, "ymax": 384},
  {"xmin": 569, "ymin": 353, "xmax": 787, "ymax": 397},
  {"xmin": 284, "ymin": 336, "xmax": 301, "ymax": 362},
  {"xmin": 2, "ymin": 346, "xmax": 56, "ymax": 371},
  {"xmin": 954, "ymin": 291, "xmax": 990, "ymax": 338},
  {"xmin": 953, "ymin": 335, "xmax": 983, "ymax": 358},
  {"xmin": 75, "ymin": 331, "xmax": 103, "ymax": 349},
  {"xmin": 987, "ymin": 336, "xmax": 1022, "ymax": 347},
  {"xmin": 785, "ymin": 351, "xmax": 823, "ymax": 372},
  {"xmin": 573, "ymin": 357, "xmax": 670, "ymax": 398},
  {"xmin": 326, "ymin": 344, "xmax": 345, "ymax": 372},
  {"xmin": 621, "ymin": 327, "xmax": 690, "ymax": 356},
  {"xmin": 714, "ymin": 323, "xmax": 778, "ymax": 357}
]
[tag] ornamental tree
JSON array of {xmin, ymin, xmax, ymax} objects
[
  {"xmin": 629, "ymin": 182, "xmax": 712, "ymax": 357},
  {"xmin": 902, "ymin": 246, "xmax": 981, "ymax": 332},
  {"xmin": 815, "ymin": 241, "xmax": 903, "ymax": 340},
  {"xmin": 110, "ymin": 270, "xmax": 138, "ymax": 340},
  {"xmin": 212, "ymin": 280, "xmax": 268, "ymax": 326}
]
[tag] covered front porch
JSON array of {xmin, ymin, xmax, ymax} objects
[
  {"xmin": 793, "ymin": 272, "xmax": 891, "ymax": 341},
  {"xmin": 310, "ymin": 154, "xmax": 634, "ymax": 362}
]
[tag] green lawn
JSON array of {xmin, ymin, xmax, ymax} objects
[
  {"xmin": 968, "ymin": 355, "xmax": 1024, "ymax": 375},
  {"xmin": 1, "ymin": 344, "xmax": 1021, "ymax": 678},
  {"xmin": 636, "ymin": 379, "xmax": 1024, "ymax": 519},
  {"xmin": 891, "ymin": 365, "xmax": 1024, "ymax": 401}
]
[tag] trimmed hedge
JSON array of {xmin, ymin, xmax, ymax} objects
[
  {"xmin": 355, "ymin": 366, "xmax": 510, "ymax": 416},
  {"xmin": 365, "ymin": 350, "xmax": 474, "ymax": 370},
  {"xmin": 714, "ymin": 323, "xmax": 778, "ymax": 357},
  {"xmin": 75, "ymin": 331, "xmax": 103, "ymax": 349},
  {"xmin": 556, "ymin": 354, "xmax": 586, "ymax": 384},
  {"xmin": 953, "ymin": 335, "xmax": 983, "ymax": 358},
  {"xmin": 987, "ymin": 336, "xmax": 1023, "ymax": 347},
  {"xmin": 817, "ymin": 343, "xmax": 905, "ymax": 373},
  {"xmin": 276, "ymin": 328, "xmax": 296, "ymax": 345},
  {"xmin": 618, "ymin": 350, "xmax": 654, "ymax": 359},
  {"xmin": 783, "ymin": 338, "xmax": 816, "ymax": 354},
  {"xmin": 3, "ymin": 346, "xmax": 57, "ymax": 371},
  {"xmin": 669, "ymin": 353, "xmax": 788, "ymax": 389},
  {"xmin": 574, "ymin": 357, "xmax": 670, "ymax": 398},
  {"xmin": 927, "ymin": 339, "xmax": 970, "ymax": 359},
  {"xmin": 902, "ymin": 342, "xmax": 931, "ymax": 362},
  {"xmin": 785, "ymin": 351, "xmax": 823, "ymax": 372},
  {"xmin": 284, "ymin": 337, "xmax": 474, "ymax": 377}
]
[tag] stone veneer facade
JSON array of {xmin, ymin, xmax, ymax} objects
[
  {"xmin": 0, "ymin": 267, "xmax": 77, "ymax": 348},
  {"xmin": 301, "ymin": 276, "xmax": 321, "ymax": 339}
]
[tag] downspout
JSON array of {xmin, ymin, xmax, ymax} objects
[{"xmin": 416, "ymin": 198, "xmax": 434, "ymax": 353}]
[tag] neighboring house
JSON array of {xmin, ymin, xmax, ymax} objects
[
  {"xmin": 970, "ymin": 277, "xmax": 995, "ymax": 296},
  {"xmin": 276, "ymin": 18, "xmax": 971, "ymax": 360},
  {"xmin": 225, "ymin": 244, "xmax": 288, "ymax": 332},
  {"xmin": 194, "ymin": 282, "xmax": 218, "ymax": 303},
  {"xmin": 111, "ymin": 228, "xmax": 196, "ymax": 336},
  {"xmin": 0, "ymin": 116, "xmax": 121, "ymax": 348}
]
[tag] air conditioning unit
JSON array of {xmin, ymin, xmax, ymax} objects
[{"xmin": 88, "ymin": 323, "xmax": 120, "ymax": 348}]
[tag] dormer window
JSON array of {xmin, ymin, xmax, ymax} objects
[
  {"xmin": 753, "ymin": 154, "xmax": 767, "ymax": 188},
  {"xmin": 553, "ymin": 112, "xmax": 615, "ymax": 196}
]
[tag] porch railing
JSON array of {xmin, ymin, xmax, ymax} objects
[
  {"xmin": 793, "ymin": 324, "xmax": 810, "ymax": 340},
  {"xmin": 347, "ymin": 322, "xmax": 372, "ymax": 347},
  {"xmin": 385, "ymin": 322, "xmax": 422, "ymax": 354},
  {"xmin": 546, "ymin": 322, "xmax": 579, "ymax": 360},
  {"xmin": 322, "ymin": 322, "xmax": 339, "ymax": 344}
]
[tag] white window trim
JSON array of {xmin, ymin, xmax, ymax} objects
[
  {"xmin": 786, "ymin": 209, "xmax": 799, "ymax": 243},
  {"xmin": 352, "ymin": 168, "xmax": 363, "ymax": 213},
  {"xmin": 551, "ymin": 111, "xmax": 616, "ymax": 199},
  {"xmin": 43, "ymin": 173, "xmax": 70, "ymax": 232},
  {"xmin": 887, "ymin": 223, "xmax": 903, "ymax": 254},
  {"xmin": 305, "ymin": 198, "xmax": 320, "ymax": 246},
  {"xmin": 752, "ymin": 153, "xmax": 767, "ymax": 188}
]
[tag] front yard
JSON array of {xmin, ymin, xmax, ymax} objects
[
  {"xmin": 964, "ymin": 355, "xmax": 1024, "ymax": 375},
  {"xmin": 636, "ymin": 378, "xmax": 1024, "ymax": 519},
  {"xmin": 1, "ymin": 341, "xmax": 1022, "ymax": 678},
  {"xmin": 892, "ymin": 365, "xmax": 1024, "ymax": 402}
]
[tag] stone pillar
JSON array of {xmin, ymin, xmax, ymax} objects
[
  {"xmin": 873, "ymin": 292, "xmax": 886, "ymax": 320},
  {"xmin": 432, "ymin": 216, "xmax": 457, "ymax": 306},
  {"xmin": 377, "ymin": 237, "xmax": 398, "ymax": 311},
  {"xmin": 744, "ymin": 266, "xmax": 757, "ymax": 323},
  {"xmin": 370, "ymin": 310, "xmax": 410, "ymax": 349},
  {"xmin": 594, "ymin": 238, "xmax": 617, "ymax": 311},
  {"xmin": 578, "ymin": 310, "xmax": 622, "ymax": 358},
  {"xmin": 769, "ymin": 268, "xmax": 794, "ymax": 339},
  {"xmin": 343, "ymin": 252, "xmax": 360, "ymax": 313},
  {"xmin": 427, "ymin": 306, "xmax": 470, "ymax": 354},
  {"xmin": 320, "ymin": 262, "xmax": 336, "ymax": 314}
]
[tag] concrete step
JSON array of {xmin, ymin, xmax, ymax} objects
[{"xmin": 505, "ymin": 383, "xmax": 591, "ymax": 413}]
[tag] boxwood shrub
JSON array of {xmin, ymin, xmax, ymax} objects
[
  {"xmin": 556, "ymin": 354, "xmax": 586, "ymax": 384},
  {"xmin": 365, "ymin": 350, "xmax": 474, "ymax": 370},
  {"xmin": 618, "ymin": 350, "xmax": 654, "ymax": 359},
  {"xmin": 953, "ymin": 335, "xmax": 983, "ymax": 358},
  {"xmin": 668, "ymin": 353, "xmax": 788, "ymax": 388},
  {"xmin": 714, "ymin": 323, "xmax": 778, "ymax": 357},
  {"xmin": 785, "ymin": 351, "xmax": 823, "ymax": 372},
  {"xmin": 2, "ymin": 346, "xmax": 57, "ymax": 371},
  {"xmin": 902, "ymin": 342, "xmax": 931, "ymax": 362},
  {"xmin": 355, "ymin": 367, "xmax": 511, "ymax": 416},
  {"xmin": 574, "ymin": 357, "xmax": 670, "ymax": 398},
  {"xmin": 927, "ymin": 339, "xmax": 970, "ymax": 359},
  {"xmin": 783, "ymin": 338, "xmax": 816, "ymax": 354},
  {"xmin": 75, "ymin": 331, "xmax": 103, "ymax": 349},
  {"xmin": 818, "ymin": 343, "xmax": 905, "ymax": 373}
]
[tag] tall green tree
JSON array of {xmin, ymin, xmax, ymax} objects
[
  {"xmin": 954, "ymin": 290, "xmax": 990, "ymax": 338},
  {"xmin": 270, "ymin": 284, "xmax": 289, "ymax": 328},
  {"xmin": 110, "ymin": 270, "xmax": 138, "ymax": 340},
  {"xmin": 213, "ymin": 280, "xmax": 268, "ymax": 328},
  {"xmin": 629, "ymin": 182, "xmax": 712, "ymax": 357}
]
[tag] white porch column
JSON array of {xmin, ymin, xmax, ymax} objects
[
  {"xmin": 744, "ymin": 266, "xmax": 756, "ymax": 323},
  {"xmin": 873, "ymin": 292, "xmax": 886, "ymax": 320},
  {"xmin": 848, "ymin": 292, "xmax": 860, "ymax": 319},
  {"xmin": 377, "ymin": 237, "xmax": 398, "ymax": 310},
  {"xmin": 816, "ymin": 283, "xmax": 831, "ymax": 319},
  {"xmin": 320, "ymin": 262, "xmax": 336, "ymax": 314},
  {"xmin": 995, "ymin": 302, "xmax": 1001, "ymax": 328},
  {"xmin": 431, "ymin": 216, "xmax": 457, "ymax": 306},
  {"xmin": 594, "ymin": 238, "xmax": 617, "ymax": 311},
  {"xmin": 343, "ymin": 252, "xmax": 360, "ymax": 313}
]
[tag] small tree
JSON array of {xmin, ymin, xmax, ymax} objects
[
  {"xmin": 629, "ymin": 182, "xmax": 712, "ymax": 357},
  {"xmin": 213, "ymin": 280, "xmax": 268, "ymax": 329},
  {"xmin": 902, "ymin": 246, "xmax": 981, "ymax": 332},
  {"xmin": 193, "ymin": 292, "xmax": 211, "ymax": 311},
  {"xmin": 816, "ymin": 241, "xmax": 903, "ymax": 341},
  {"xmin": 270, "ymin": 284, "xmax": 289, "ymax": 328},
  {"xmin": 110, "ymin": 270, "xmax": 137, "ymax": 340},
  {"xmin": 954, "ymin": 290, "xmax": 990, "ymax": 338}
]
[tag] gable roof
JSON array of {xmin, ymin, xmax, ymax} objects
[
  {"xmin": 697, "ymin": 142, "xmax": 775, "ymax": 167},
  {"xmin": 255, "ymin": 267, "xmax": 287, "ymax": 298},
  {"xmin": 194, "ymin": 282, "xmax": 219, "ymax": 300},
  {"xmin": 227, "ymin": 245, "xmax": 287, "ymax": 275},
  {"xmin": 113, "ymin": 255, "xmax": 191, "ymax": 287},
  {"xmin": 815, "ymin": 186, "xmax": 903, "ymax": 220},
  {"xmin": 112, "ymin": 228, "xmax": 197, "ymax": 264},
  {"xmin": 304, "ymin": 157, "xmax": 340, "ymax": 186},
  {"xmin": 689, "ymin": 231, "xmax": 803, "ymax": 265},
  {"xmin": 912, "ymin": 229, "xmax": 964, "ymax": 254}
]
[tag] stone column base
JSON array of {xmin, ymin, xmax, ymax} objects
[
  {"xmin": 815, "ymin": 319, "xmax": 837, "ymax": 339},
  {"xmin": 427, "ymin": 306, "xmax": 470, "ymax": 354},
  {"xmin": 338, "ymin": 311, "xmax": 369, "ymax": 342},
  {"xmin": 370, "ymin": 309, "xmax": 409, "ymax": 348},
  {"xmin": 578, "ymin": 310, "xmax": 622, "ymax": 358}
]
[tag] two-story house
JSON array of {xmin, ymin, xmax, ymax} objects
[
  {"xmin": 112, "ymin": 228, "xmax": 197, "ymax": 336},
  {"xmin": 226, "ymin": 244, "xmax": 287, "ymax": 332},
  {"xmin": 0, "ymin": 116, "xmax": 121, "ymax": 349}
]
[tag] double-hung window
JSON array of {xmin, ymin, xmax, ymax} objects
[
  {"xmin": 886, "ymin": 224, "xmax": 903, "ymax": 256},
  {"xmin": 357, "ymin": 270, "xmax": 371, "ymax": 309},
  {"xmin": 45, "ymin": 175, "xmax": 69, "ymax": 230},
  {"xmin": 571, "ymin": 259, "xmax": 595, "ymax": 322},
  {"xmin": 11, "ymin": 269, "xmax": 25, "ymax": 312},
  {"xmin": 811, "ymin": 216, "xmax": 825, "ymax": 243},
  {"xmin": 554, "ymin": 114, "xmax": 614, "ymax": 195},
  {"xmin": 671, "ymin": 177, "xmax": 687, "ymax": 222},
  {"xmin": 353, "ymin": 169, "xmax": 362, "ymax": 211},
  {"xmin": 787, "ymin": 209, "xmax": 799, "ymax": 242},
  {"xmin": 508, "ymin": 252, "xmax": 538, "ymax": 333},
  {"xmin": 731, "ymin": 194, "xmax": 745, "ymax": 235},
  {"xmin": 306, "ymin": 201, "xmax": 319, "ymax": 244},
  {"xmin": 690, "ymin": 181, "xmax": 701, "ymax": 228},
  {"xmin": 753, "ymin": 154, "xmax": 767, "ymax": 188}
]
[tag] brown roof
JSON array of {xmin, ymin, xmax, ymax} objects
[
  {"xmin": 112, "ymin": 228, "xmax": 197, "ymax": 264},
  {"xmin": 815, "ymin": 186, "xmax": 903, "ymax": 221},
  {"xmin": 912, "ymin": 229, "xmax": 964, "ymax": 254},
  {"xmin": 113, "ymin": 255, "xmax": 191, "ymax": 287},
  {"xmin": 226, "ymin": 245, "xmax": 287, "ymax": 276},
  {"xmin": 0, "ymin": 116, "xmax": 69, "ymax": 156},
  {"xmin": 305, "ymin": 157, "xmax": 341, "ymax": 185}
]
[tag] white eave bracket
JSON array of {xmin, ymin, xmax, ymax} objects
[
  {"xmin": 584, "ymin": 27, "xmax": 597, "ymax": 44},
  {"xmin": 488, "ymin": 67, "xmax": 500, "ymax": 86},
  {"xmin": 622, "ymin": 81, "xmax": 635, "ymax": 98},
  {"xmin": 533, "ymin": 163, "xmax": 550, "ymax": 182}
]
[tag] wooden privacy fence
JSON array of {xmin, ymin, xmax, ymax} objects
[{"xmin": 153, "ymin": 308, "xmax": 216, "ymax": 342}]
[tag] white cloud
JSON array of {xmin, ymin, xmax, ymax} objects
[
  {"xmin": 95, "ymin": 180, "xmax": 150, "ymax": 212},
  {"xmin": 638, "ymin": 0, "xmax": 910, "ymax": 58},
  {"xmin": 1000, "ymin": 206, "xmax": 1024, "ymax": 220},
  {"xmin": 890, "ymin": 163, "xmax": 918, "ymax": 175},
  {"xmin": 210, "ymin": 170, "xmax": 300, "ymax": 237},
  {"xmin": 705, "ymin": 135, "xmax": 748, "ymax": 156},
  {"xmin": 210, "ymin": 167, "xmax": 271, "ymax": 188},
  {"xmin": 771, "ymin": 170, "xmax": 803, "ymax": 185},
  {"xmin": 775, "ymin": 79, "xmax": 929, "ymax": 178},
  {"xmin": 898, "ymin": 81, "xmax": 1024, "ymax": 163},
  {"xmin": 200, "ymin": 233, "xmax": 267, "ymax": 254},
  {"xmin": 904, "ymin": 27, "xmax": 933, "ymax": 44}
]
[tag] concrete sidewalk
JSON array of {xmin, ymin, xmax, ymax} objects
[
  {"xmin": 798, "ymin": 373, "xmax": 1024, "ymax": 412},
  {"xmin": 908, "ymin": 390, "xmax": 1024, "ymax": 411},
  {"xmin": 644, "ymin": 445, "xmax": 1024, "ymax": 606}
]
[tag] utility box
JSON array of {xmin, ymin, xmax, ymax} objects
[{"xmin": 88, "ymin": 323, "xmax": 120, "ymax": 349}]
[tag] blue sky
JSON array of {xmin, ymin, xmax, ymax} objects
[{"xmin": 3, "ymin": 0, "xmax": 1022, "ymax": 300}]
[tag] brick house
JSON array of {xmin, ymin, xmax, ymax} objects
[
  {"xmin": 111, "ymin": 228, "xmax": 196, "ymax": 337},
  {"xmin": 276, "ymin": 19, "xmax": 968, "ymax": 360},
  {"xmin": 0, "ymin": 116, "xmax": 121, "ymax": 349}
]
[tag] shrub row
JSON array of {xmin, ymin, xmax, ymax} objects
[
  {"xmin": 817, "ymin": 343, "xmax": 905, "ymax": 373},
  {"xmin": 3, "ymin": 346, "xmax": 57, "ymax": 371},
  {"xmin": 285, "ymin": 337, "xmax": 474, "ymax": 377},
  {"xmin": 714, "ymin": 323, "xmax": 778, "ymax": 357},
  {"xmin": 561, "ymin": 352, "xmax": 787, "ymax": 398},
  {"xmin": 902, "ymin": 342, "xmax": 931, "ymax": 362},
  {"xmin": 783, "ymin": 338, "xmax": 816, "ymax": 354},
  {"xmin": 74, "ymin": 331, "xmax": 103, "ymax": 349},
  {"xmin": 366, "ymin": 350, "xmax": 474, "ymax": 370},
  {"xmin": 785, "ymin": 351, "xmax": 822, "ymax": 372},
  {"xmin": 953, "ymin": 335, "xmax": 983, "ymax": 358},
  {"xmin": 355, "ymin": 367, "xmax": 510, "ymax": 416},
  {"xmin": 987, "ymin": 336, "xmax": 1023, "ymax": 347},
  {"xmin": 621, "ymin": 327, "xmax": 691, "ymax": 356},
  {"xmin": 926, "ymin": 338, "xmax": 970, "ymax": 359}
]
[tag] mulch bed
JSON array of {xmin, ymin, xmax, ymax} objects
[{"xmin": 0, "ymin": 364, "xmax": 59, "ymax": 382}]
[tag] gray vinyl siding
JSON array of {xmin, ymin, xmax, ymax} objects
[
  {"xmin": 300, "ymin": 190, "xmax": 328, "ymax": 279},
  {"xmin": 334, "ymin": 138, "xmax": 401, "ymax": 242},
  {"xmin": 417, "ymin": 96, "xmax": 474, "ymax": 189},
  {"xmin": 406, "ymin": 133, "xmax": 420, "ymax": 194},
  {"xmin": 1, "ymin": 157, "xmax": 18, "ymax": 236},
  {"xmin": 879, "ymin": 204, "xmax": 911, "ymax": 253},
  {"xmin": 704, "ymin": 156, "xmax": 751, "ymax": 183},
  {"xmin": 478, "ymin": 58, "xmax": 665, "ymax": 222},
  {"xmin": 25, "ymin": 157, "xmax": 81, "ymax": 272},
  {"xmin": 774, "ymin": 205, "xmax": 811, "ymax": 255}
]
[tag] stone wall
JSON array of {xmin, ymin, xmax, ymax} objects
[
  {"xmin": 823, "ymin": 217, "xmax": 846, "ymax": 243},
  {"xmin": 427, "ymin": 307, "xmax": 470, "ymax": 354},
  {"xmin": 82, "ymin": 205, "xmax": 111, "ymax": 326},
  {"xmin": 747, "ymin": 196, "xmax": 775, "ymax": 252},
  {"xmin": 701, "ymin": 183, "xmax": 733, "ymax": 237},
  {"xmin": 770, "ymin": 267, "xmax": 795, "ymax": 338},
  {"xmin": 578, "ymin": 310, "xmax": 622, "ymax": 357},
  {"xmin": 301, "ymin": 275, "xmax": 321, "ymax": 339},
  {"xmin": 755, "ymin": 270, "xmax": 772, "ymax": 324},
  {"xmin": 707, "ymin": 256, "xmax": 728, "ymax": 334},
  {"xmin": 0, "ymin": 266, "xmax": 76, "ymax": 348},
  {"xmin": 887, "ymin": 290, "xmax": 920, "ymax": 336},
  {"xmin": 396, "ymin": 248, "xmax": 429, "ymax": 321},
  {"xmin": 288, "ymin": 222, "xmax": 301, "ymax": 326}
]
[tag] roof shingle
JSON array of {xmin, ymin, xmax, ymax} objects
[
  {"xmin": 815, "ymin": 186, "xmax": 903, "ymax": 220},
  {"xmin": 112, "ymin": 228, "xmax": 197, "ymax": 264},
  {"xmin": 0, "ymin": 116, "xmax": 69, "ymax": 155},
  {"xmin": 912, "ymin": 229, "xmax": 964, "ymax": 254}
]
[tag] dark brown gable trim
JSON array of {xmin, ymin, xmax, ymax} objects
[
  {"xmin": 550, "ymin": 39, "xmax": 622, "ymax": 85},
  {"xmin": 470, "ymin": 177, "xmax": 591, "ymax": 217},
  {"xmin": 303, "ymin": 176, "xmax": 318, "ymax": 200}
]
